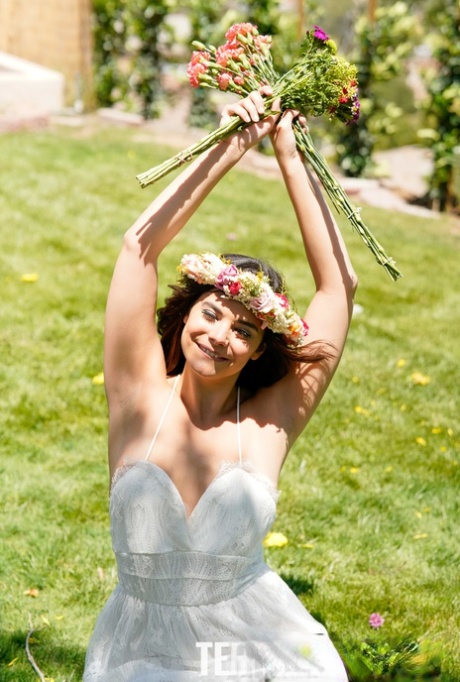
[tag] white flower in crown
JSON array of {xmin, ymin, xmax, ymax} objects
[{"xmin": 178, "ymin": 253, "xmax": 309, "ymax": 348}]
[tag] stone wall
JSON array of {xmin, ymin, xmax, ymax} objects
[{"xmin": 0, "ymin": 0, "xmax": 94, "ymax": 107}]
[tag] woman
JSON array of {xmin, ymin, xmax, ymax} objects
[{"xmin": 84, "ymin": 87, "xmax": 357, "ymax": 681}]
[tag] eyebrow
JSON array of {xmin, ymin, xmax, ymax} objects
[{"xmin": 202, "ymin": 301, "xmax": 261, "ymax": 333}]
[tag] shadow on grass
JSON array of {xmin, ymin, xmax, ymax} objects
[
  {"xmin": 280, "ymin": 573, "xmax": 315, "ymax": 597},
  {"xmin": 0, "ymin": 628, "xmax": 85, "ymax": 681}
]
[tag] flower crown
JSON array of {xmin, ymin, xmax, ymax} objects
[{"xmin": 178, "ymin": 253, "xmax": 309, "ymax": 348}]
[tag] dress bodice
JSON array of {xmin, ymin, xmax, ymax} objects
[{"xmin": 109, "ymin": 460, "xmax": 278, "ymax": 606}]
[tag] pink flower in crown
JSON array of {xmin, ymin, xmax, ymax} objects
[
  {"xmin": 250, "ymin": 291, "xmax": 274, "ymax": 314},
  {"xmin": 275, "ymin": 293, "xmax": 290, "ymax": 310},
  {"xmin": 234, "ymin": 75, "xmax": 245, "ymax": 86},
  {"xmin": 185, "ymin": 255, "xmax": 212, "ymax": 282},
  {"xmin": 216, "ymin": 264, "xmax": 239, "ymax": 288},
  {"xmin": 217, "ymin": 72, "xmax": 232, "ymax": 91}
]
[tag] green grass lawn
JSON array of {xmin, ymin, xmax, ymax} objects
[{"xmin": 0, "ymin": 122, "xmax": 458, "ymax": 681}]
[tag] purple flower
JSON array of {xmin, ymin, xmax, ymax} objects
[
  {"xmin": 369, "ymin": 613, "xmax": 385, "ymax": 629},
  {"xmin": 313, "ymin": 26, "xmax": 329, "ymax": 42}
]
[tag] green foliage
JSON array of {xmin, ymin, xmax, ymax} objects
[
  {"xmin": 92, "ymin": 0, "xmax": 177, "ymax": 118},
  {"xmin": 337, "ymin": 2, "xmax": 420, "ymax": 177},
  {"xmin": 0, "ymin": 125, "xmax": 459, "ymax": 680},
  {"xmin": 419, "ymin": 1, "xmax": 460, "ymax": 211}
]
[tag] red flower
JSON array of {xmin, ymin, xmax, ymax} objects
[{"xmin": 228, "ymin": 281, "xmax": 242, "ymax": 295}]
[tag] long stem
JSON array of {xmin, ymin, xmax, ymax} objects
[{"xmin": 293, "ymin": 122, "xmax": 402, "ymax": 281}]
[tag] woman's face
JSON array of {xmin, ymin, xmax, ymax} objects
[{"xmin": 181, "ymin": 291, "xmax": 265, "ymax": 379}]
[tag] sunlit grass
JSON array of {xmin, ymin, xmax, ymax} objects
[{"xmin": 0, "ymin": 122, "xmax": 458, "ymax": 681}]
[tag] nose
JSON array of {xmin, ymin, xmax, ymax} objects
[{"xmin": 209, "ymin": 321, "xmax": 230, "ymax": 346}]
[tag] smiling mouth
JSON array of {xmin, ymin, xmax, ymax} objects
[{"xmin": 197, "ymin": 344, "xmax": 229, "ymax": 362}]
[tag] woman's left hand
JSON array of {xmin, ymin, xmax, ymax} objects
[{"xmin": 270, "ymin": 109, "xmax": 307, "ymax": 163}]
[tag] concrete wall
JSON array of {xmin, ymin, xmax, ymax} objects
[{"xmin": 0, "ymin": 0, "xmax": 94, "ymax": 108}]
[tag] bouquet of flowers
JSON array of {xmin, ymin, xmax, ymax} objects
[{"xmin": 137, "ymin": 23, "xmax": 401, "ymax": 281}]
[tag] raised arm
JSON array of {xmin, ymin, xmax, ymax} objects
[
  {"xmin": 265, "ymin": 112, "xmax": 358, "ymax": 440},
  {"xmin": 104, "ymin": 90, "xmax": 278, "ymax": 408}
]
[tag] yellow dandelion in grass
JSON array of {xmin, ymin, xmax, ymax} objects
[
  {"xmin": 385, "ymin": 465, "xmax": 393, "ymax": 473},
  {"xmin": 396, "ymin": 358, "xmax": 406, "ymax": 368},
  {"xmin": 263, "ymin": 532, "xmax": 288, "ymax": 548},
  {"xmin": 92, "ymin": 372, "xmax": 105, "ymax": 385},
  {"xmin": 349, "ymin": 466, "xmax": 360, "ymax": 474},
  {"xmin": 414, "ymin": 533, "xmax": 428, "ymax": 540},
  {"xmin": 21, "ymin": 272, "xmax": 39, "ymax": 283},
  {"xmin": 432, "ymin": 427, "xmax": 442, "ymax": 434},
  {"xmin": 440, "ymin": 446, "xmax": 447, "ymax": 453},
  {"xmin": 400, "ymin": 404, "xmax": 407, "ymax": 411},
  {"xmin": 354, "ymin": 405, "xmax": 370, "ymax": 417},
  {"xmin": 352, "ymin": 376, "xmax": 360, "ymax": 384},
  {"xmin": 415, "ymin": 437, "xmax": 427, "ymax": 446},
  {"xmin": 411, "ymin": 372, "xmax": 431, "ymax": 386},
  {"xmin": 447, "ymin": 428, "xmax": 454, "ymax": 437}
]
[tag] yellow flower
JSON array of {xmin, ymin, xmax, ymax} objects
[
  {"xmin": 349, "ymin": 466, "xmax": 360, "ymax": 474},
  {"xmin": 400, "ymin": 404, "xmax": 407, "ymax": 411},
  {"xmin": 352, "ymin": 376, "xmax": 360, "ymax": 384},
  {"xmin": 414, "ymin": 533, "xmax": 428, "ymax": 540},
  {"xmin": 92, "ymin": 372, "xmax": 105, "ymax": 385},
  {"xmin": 354, "ymin": 405, "xmax": 370, "ymax": 417},
  {"xmin": 21, "ymin": 272, "xmax": 39, "ymax": 283},
  {"xmin": 396, "ymin": 358, "xmax": 406, "ymax": 368},
  {"xmin": 385, "ymin": 465, "xmax": 393, "ymax": 473},
  {"xmin": 263, "ymin": 532, "xmax": 288, "ymax": 548},
  {"xmin": 431, "ymin": 427, "xmax": 442, "ymax": 434},
  {"xmin": 411, "ymin": 372, "xmax": 431, "ymax": 386},
  {"xmin": 415, "ymin": 437, "xmax": 427, "ymax": 446}
]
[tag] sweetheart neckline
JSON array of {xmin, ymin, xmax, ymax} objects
[{"xmin": 111, "ymin": 459, "xmax": 279, "ymax": 522}]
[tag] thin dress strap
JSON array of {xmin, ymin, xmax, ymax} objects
[
  {"xmin": 236, "ymin": 385, "xmax": 243, "ymax": 464},
  {"xmin": 145, "ymin": 375, "xmax": 180, "ymax": 462}
]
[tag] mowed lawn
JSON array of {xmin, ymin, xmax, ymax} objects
[{"xmin": 0, "ymin": 122, "xmax": 458, "ymax": 681}]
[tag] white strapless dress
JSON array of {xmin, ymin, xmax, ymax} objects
[{"xmin": 83, "ymin": 459, "xmax": 348, "ymax": 681}]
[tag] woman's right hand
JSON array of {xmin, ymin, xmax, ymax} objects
[{"xmin": 219, "ymin": 86, "xmax": 281, "ymax": 152}]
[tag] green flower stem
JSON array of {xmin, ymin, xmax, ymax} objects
[
  {"xmin": 136, "ymin": 94, "xmax": 281, "ymax": 188},
  {"xmin": 293, "ymin": 122, "xmax": 402, "ymax": 281}
]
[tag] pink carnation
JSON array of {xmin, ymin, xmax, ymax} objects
[
  {"xmin": 217, "ymin": 72, "xmax": 232, "ymax": 91},
  {"xmin": 216, "ymin": 44, "xmax": 244, "ymax": 67},
  {"xmin": 225, "ymin": 22, "xmax": 258, "ymax": 43}
]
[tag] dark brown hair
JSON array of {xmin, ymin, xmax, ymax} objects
[{"xmin": 157, "ymin": 254, "xmax": 331, "ymax": 390}]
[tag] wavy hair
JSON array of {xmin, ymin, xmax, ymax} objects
[{"xmin": 157, "ymin": 254, "xmax": 331, "ymax": 390}]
